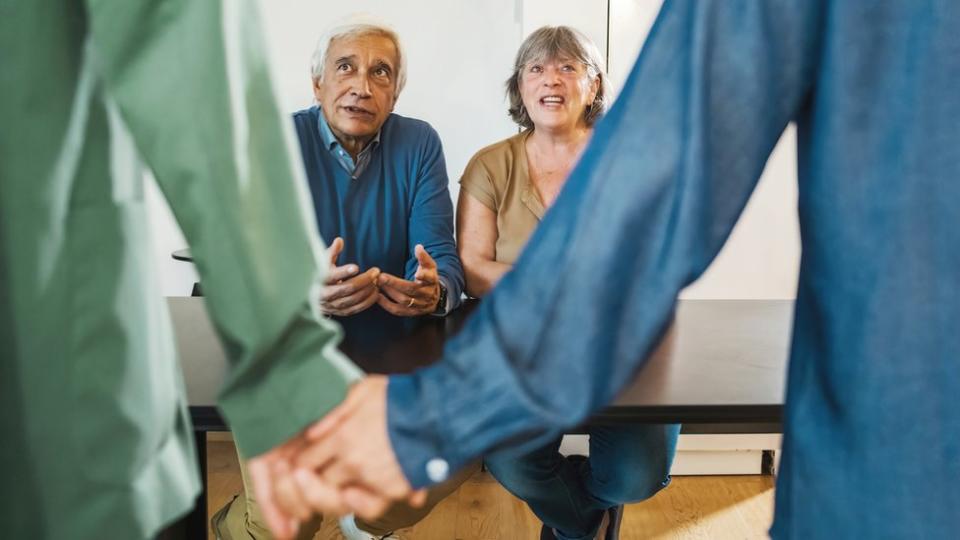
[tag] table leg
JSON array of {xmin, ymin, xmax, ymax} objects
[{"xmin": 188, "ymin": 430, "xmax": 208, "ymax": 540}]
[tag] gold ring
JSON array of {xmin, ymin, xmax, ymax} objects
[{"xmin": 407, "ymin": 298, "xmax": 415, "ymax": 308}]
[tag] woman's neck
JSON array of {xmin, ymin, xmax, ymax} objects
[
  {"xmin": 524, "ymin": 123, "xmax": 594, "ymax": 210},
  {"xmin": 528, "ymin": 124, "xmax": 591, "ymax": 157}
]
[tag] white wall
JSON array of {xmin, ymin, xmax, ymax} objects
[
  {"xmin": 151, "ymin": 0, "xmax": 800, "ymax": 300},
  {"xmin": 146, "ymin": 175, "xmax": 196, "ymax": 296},
  {"xmin": 608, "ymin": 0, "xmax": 662, "ymax": 94},
  {"xmin": 522, "ymin": 0, "xmax": 607, "ymax": 68}
]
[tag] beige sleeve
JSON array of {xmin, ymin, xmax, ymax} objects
[{"xmin": 458, "ymin": 153, "xmax": 499, "ymax": 211}]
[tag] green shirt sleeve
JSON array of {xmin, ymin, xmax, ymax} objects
[{"xmin": 83, "ymin": 0, "xmax": 361, "ymax": 457}]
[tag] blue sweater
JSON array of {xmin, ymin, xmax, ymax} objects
[{"xmin": 293, "ymin": 106, "xmax": 463, "ymax": 314}]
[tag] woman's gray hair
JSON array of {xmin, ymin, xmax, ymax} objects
[
  {"xmin": 506, "ymin": 26, "xmax": 608, "ymax": 129},
  {"xmin": 310, "ymin": 22, "xmax": 407, "ymax": 99}
]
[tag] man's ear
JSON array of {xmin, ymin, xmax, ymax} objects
[
  {"xmin": 389, "ymin": 90, "xmax": 398, "ymax": 113},
  {"xmin": 312, "ymin": 77, "xmax": 324, "ymax": 102}
]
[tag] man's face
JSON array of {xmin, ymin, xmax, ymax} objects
[{"xmin": 313, "ymin": 34, "xmax": 398, "ymax": 141}]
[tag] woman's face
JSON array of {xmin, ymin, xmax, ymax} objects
[{"xmin": 519, "ymin": 55, "xmax": 599, "ymax": 133}]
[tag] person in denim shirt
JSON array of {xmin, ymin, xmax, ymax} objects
[{"xmin": 275, "ymin": 2, "xmax": 960, "ymax": 539}]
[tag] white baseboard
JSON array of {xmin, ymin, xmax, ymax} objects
[
  {"xmin": 560, "ymin": 433, "xmax": 781, "ymax": 476},
  {"xmin": 207, "ymin": 431, "xmax": 782, "ymax": 476},
  {"xmin": 671, "ymin": 450, "xmax": 763, "ymax": 475}
]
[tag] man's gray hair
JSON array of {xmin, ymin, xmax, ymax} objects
[
  {"xmin": 310, "ymin": 22, "xmax": 407, "ymax": 99},
  {"xmin": 506, "ymin": 26, "xmax": 608, "ymax": 129}
]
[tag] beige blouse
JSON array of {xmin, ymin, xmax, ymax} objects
[{"xmin": 458, "ymin": 130, "xmax": 545, "ymax": 265}]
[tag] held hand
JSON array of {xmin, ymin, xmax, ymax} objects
[
  {"xmin": 247, "ymin": 436, "xmax": 315, "ymax": 540},
  {"xmin": 320, "ymin": 237, "xmax": 380, "ymax": 316},
  {"xmin": 377, "ymin": 245, "xmax": 441, "ymax": 316},
  {"xmin": 250, "ymin": 433, "xmax": 357, "ymax": 534},
  {"xmin": 293, "ymin": 376, "xmax": 426, "ymax": 520}
]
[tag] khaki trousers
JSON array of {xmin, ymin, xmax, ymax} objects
[{"xmin": 218, "ymin": 449, "xmax": 477, "ymax": 538}]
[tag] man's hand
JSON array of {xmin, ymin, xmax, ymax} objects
[
  {"xmin": 320, "ymin": 237, "xmax": 380, "ymax": 316},
  {"xmin": 246, "ymin": 435, "xmax": 324, "ymax": 540},
  {"xmin": 292, "ymin": 376, "xmax": 427, "ymax": 520},
  {"xmin": 377, "ymin": 244, "xmax": 441, "ymax": 316},
  {"xmin": 248, "ymin": 429, "xmax": 360, "ymax": 538}
]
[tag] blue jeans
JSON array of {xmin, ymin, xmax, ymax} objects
[{"xmin": 485, "ymin": 424, "xmax": 680, "ymax": 540}]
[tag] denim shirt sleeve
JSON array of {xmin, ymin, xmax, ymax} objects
[
  {"xmin": 388, "ymin": 0, "xmax": 824, "ymax": 488},
  {"xmin": 404, "ymin": 124, "xmax": 465, "ymax": 314}
]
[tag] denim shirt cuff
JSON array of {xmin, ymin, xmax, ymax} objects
[{"xmin": 387, "ymin": 370, "xmax": 467, "ymax": 489}]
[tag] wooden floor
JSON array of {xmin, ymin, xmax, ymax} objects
[{"xmin": 208, "ymin": 440, "xmax": 775, "ymax": 540}]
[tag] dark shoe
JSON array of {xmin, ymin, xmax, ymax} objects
[
  {"xmin": 541, "ymin": 455, "xmax": 610, "ymax": 540},
  {"xmin": 540, "ymin": 524, "xmax": 558, "ymax": 539},
  {"xmin": 600, "ymin": 505, "xmax": 624, "ymax": 540},
  {"xmin": 209, "ymin": 494, "xmax": 238, "ymax": 540}
]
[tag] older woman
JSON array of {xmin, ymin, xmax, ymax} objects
[{"xmin": 457, "ymin": 26, "xmax": 680, "ymax": 540}]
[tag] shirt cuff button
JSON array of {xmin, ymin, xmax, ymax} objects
[{"xmin": 426, "ymin": 458, "xmax": 449, "ymax": 483}]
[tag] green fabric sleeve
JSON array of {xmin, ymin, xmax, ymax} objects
[{"xmin": 83, "ymin": 0, "xmax": 361, "ymax": 457}]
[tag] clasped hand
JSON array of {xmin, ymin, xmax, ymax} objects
[
  {"xmin": 320, "ymin": 237, "xmax": 441, "ymax": 317},
  {"xmin": 247, "ymin": 376, "xmax": 425, "ymax": 540}
]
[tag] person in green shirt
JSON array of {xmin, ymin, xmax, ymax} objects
[{"xmin": 0, "ymin": 1, "xmax": 370, "ymax": 538}]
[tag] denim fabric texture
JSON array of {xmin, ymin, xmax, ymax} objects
[
  {"xmin": 387, "ymin": 1, "xmax": 960, "ymax": 538},
  {"xmin": 486, "ymin": 425, "xmax": 680, "ymax": 540}
]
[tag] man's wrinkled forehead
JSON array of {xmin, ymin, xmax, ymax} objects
[{"xmin": 327, "ymin": 35, "xmax": 398, "ymax": 69}]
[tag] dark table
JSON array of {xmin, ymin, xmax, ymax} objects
[
  {"xmin": 170, "ymin": 249, "xmax": 203, "ymax": 297},
  {"xmin": 171, "ymin": 296, "xmax": 792, "ymax": 538},
  {"xmin": 172, "ymin": 248, "xmax": 193, "ymax": 262}
]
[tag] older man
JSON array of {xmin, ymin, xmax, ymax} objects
[
  {"xmin": 211, "ymin": 23, "xmax": 469, "ymax": 540},
  {"xmin": 301, "ymin": 23, "xmax": 464, "ymax": 319}
]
